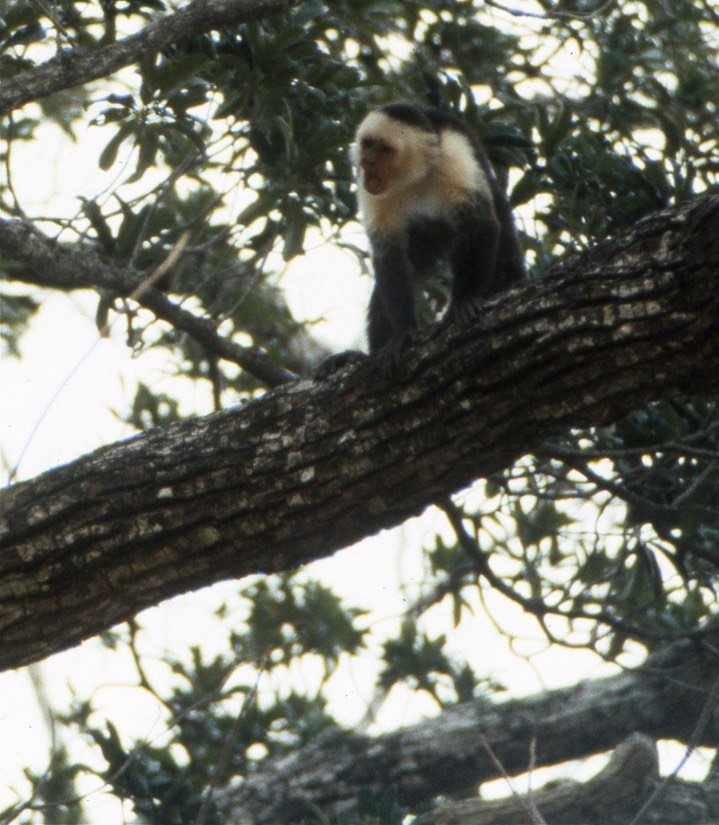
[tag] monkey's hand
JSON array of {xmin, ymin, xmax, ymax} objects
[
  {"xmin": 447, "ymin": 297, "xmax": 483, "ymax": 328},
  {"xmin": 373, "ymin": 333, "xmax": 415, "ymax": 380},
  {"xmin": 314, "ymin": 350, "xmax": 367, "ymax": 380}
]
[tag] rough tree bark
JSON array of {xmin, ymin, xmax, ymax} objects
[
  {"xmin": 1, "ymin": 193, "xmax": 719, "ymax": 672},
  {"xmin": 227, "ymin": 632, "xmax": 719, "ymax": 824}
]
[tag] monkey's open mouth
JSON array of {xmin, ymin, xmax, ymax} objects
[{"xmin": 363, "ymin": 172, "xmax": 385, "ymax": 195}]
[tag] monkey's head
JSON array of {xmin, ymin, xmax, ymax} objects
[{"xmin": 353, "ymin": 105, "xmax": 440, "ymax": 199}]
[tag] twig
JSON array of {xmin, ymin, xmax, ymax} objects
[{"xmin": 479, "ymin": 733, "xmax": 548, "ymax": 825}]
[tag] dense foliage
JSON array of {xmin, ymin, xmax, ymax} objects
[{"xmin": 1, "ymin": 0, "xmax": 718, "ymax": 822}]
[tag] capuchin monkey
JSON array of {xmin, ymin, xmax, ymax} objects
[{"xmin": 318, "ymin": 102, "xmax": 525, "ymax": 378}]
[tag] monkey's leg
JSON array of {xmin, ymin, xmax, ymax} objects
[
  {"xmin": 369, "ymin": 252, "xmax": 419, "ymax": 375},
  {"xmin": 448, "ymin": 205, "xmax": 501, "ymax": 326},
  {"xmin": 371, "ymin": 244, "xmax": 418, "ymax": 338}
]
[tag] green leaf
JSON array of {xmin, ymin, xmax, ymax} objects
[
  {"xmin": 0, "ymin": 293, "xmax": 39, "ymax": 356},
  {"xmin": 281, "ymin": 198, "xmax": 307, "ymax": 261},
  {"xmin": 98, "ymin": 122, "xmax": 134, "ymax": 170},
  {"xmin": 539, "ymin": 100, "xmax": 573, "ymax": 159},
  {"xmin": 127, "ymin": 125, "xmax": 158, "ymax": 183},
  {"xmin": 115, "ymin": 201, "xmax": 152, "ymax": 264},
  {"xmin": 516, "ymin": 502, "xmax": 572, "ymax": 549}
]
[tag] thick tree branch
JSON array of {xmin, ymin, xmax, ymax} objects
[
  {"xmin": 0, "ymin": 0, "xmax": 299, "ymax": 117},
  {"xmin": 1, "ymin": 194, "xmax": 719, "ymax": 672},
  {"xmin": 0, "ymin": 219, "xmax": 296, "ymax": 386},
  {"xmin": 227, "ymin": 633, "xmax": 719, "ymax": 823}
]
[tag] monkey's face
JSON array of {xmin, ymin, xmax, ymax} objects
[
  {"xmin": 354, "ymin": 110, "xmax": 439, "ymax": 200},
  {"xmin": 359, "ymin": 137, "xmax": 396, "ymax": 196}
]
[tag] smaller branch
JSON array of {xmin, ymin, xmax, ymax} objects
[
  {"xmin": 194, "ymin": 656, "xmax": 267, "ymax": 825},
  {"xmin": 672, "ymin": 459, "xmax": 718, "ymax": 508},
  {"xmin": 0, "ymin": 218, "xmax": 296, "ymax": 386},
  {"xmin": 29, "ymin": 0, "xmax": 78, "ymax": 48},
  {"xmin": 436, "ymin": 734, "xmax": 660, "ymax": 825},
  {"xmin": 478, "ymin": 734, "xmax": 547, "ymax": 825},
  {"xmin": 127, "ymin": 618, "xmax": 154, "ymax": 694},
  {"xmin": 438, "ymin": 498, "xmax": 705, "ymax": 646},
  {"xmin": 138, "ymin": 287, "xmax": 296, "ymax": 386},
  {"xmin": 114, "ymin": 229, "xmax": 191, "ymax": 321},
  {"xmin": 485, "ymin": 0, "xmax": 617, "ymax": 21},
  {"xmin": 542, "ymin": 450, "xmax": 719, "ymax": 568}
]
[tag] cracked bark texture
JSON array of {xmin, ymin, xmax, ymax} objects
[{"xmin": 1, "ymin": 194, "xmax": 719, "ymax": 672}]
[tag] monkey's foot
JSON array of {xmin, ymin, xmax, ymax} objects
[
  {"xmin": 372, "ymin": 335, "xmax": 415, "ymax": 380},
  {"xmin": 314, "ymin": 350, "xmax": 367, "ymax": 380},
  {"xmin": 447, "ymin": 298, "xmax": 483, "ymax": 328}
]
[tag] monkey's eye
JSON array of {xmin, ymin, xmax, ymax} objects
[{"xmin": 362, "ymin": 138, "xmax": 393, "ymax": 154}]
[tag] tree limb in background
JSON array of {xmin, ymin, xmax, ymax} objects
[
  {"xmin": 0, "ymin": 0, "xmax": 299, "ymax": 116},
  {"xmin": 0, "ymin": 218, "xmax": 296, "ymax": 387},
  {"xmin": 227, "ymin": 632, "xmax": 719, "ymax": 823}
]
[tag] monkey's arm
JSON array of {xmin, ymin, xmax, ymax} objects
[
  {"xmin": 368, "ymin": 238, "xmax": 417, "ymax": 348},
  {"xmin": 314, "ymin": 237, "xmax": 417, "ymax": 381},
  {"xmin": 448, "ymin": 201, "xmax": 501, "ymax": 325}
]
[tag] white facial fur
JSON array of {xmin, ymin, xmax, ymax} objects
[{"xmin": 354, "ymin": 110, "xmax": 492, "ymax": 236}]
